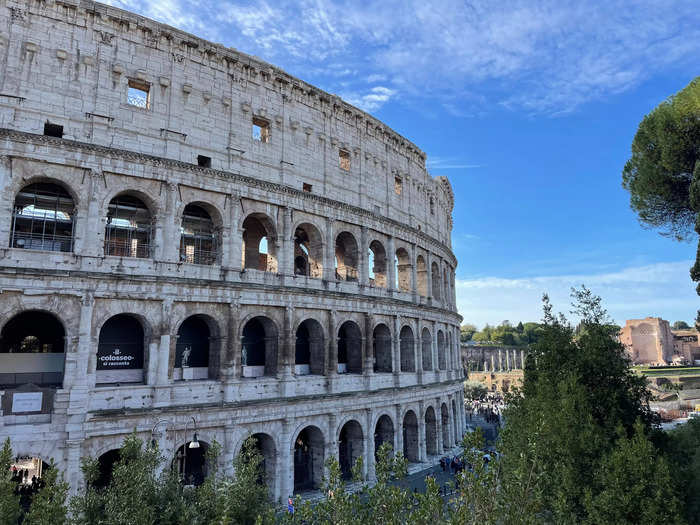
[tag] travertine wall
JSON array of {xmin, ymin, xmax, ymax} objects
[{"xmin": 0, "ymin": 0, "xmax": 464, "ymax": 501}]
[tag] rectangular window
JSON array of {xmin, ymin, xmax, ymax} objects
[
  {"xmin": 394, "ymin": 177, "xmax": 402, "ymax": 195},
  {"xmin": 43, "ymin": 122, "xmax": 63, "ymax": 138},
  {"xmin": 339, "ymin": 150, "xmax": 350, "ymax": 171},
  {"xmin": 197, "ymin": 155, "xmax": 211, "ymax": 168},
  {"xmin": 252, "ymin": 117, "xmax": 270, "ymax": 143},
  {"xmin": 127, "ymin": 79, "xmax": 150, "ymax": 109},
  {"xmin": 303, "ymin": 183, "xmax": 312, "ymax": 193}
]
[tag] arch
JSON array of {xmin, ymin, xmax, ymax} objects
[
  {"xmin": 293, "ymin": 426, "xmax": 324, "ymax": 492},
  {"xmin": 337, "ymin": 321, "xmax": 362, "ymax": 374},
  {"xmin": 416, "ymin": 255, "xmax": 428, "ymax": 297},
  {"xmin": 180, "ymin": 203, "xmax": 218, "ymax": 265},
  {"xmin": 425, "ymin": 406, "xmax": 438, "ymax": 456},
  {"xmin": 93, "ymin": 449, "xmax": 121, "ymax": 489},
  {"xmin": 400, "ymin": 325, "xmax": 415, "ymax": 372},
  {"xmin": 395, "ymin": 247, "xmax": 411, "ymax": 292},
  {"xmin": 175, "ymin": 315, "xmax": 215, "ymax": 380},
  {"xmin": 294, "ymin": 223, "xmax": 323, "ymax": 278},
  {"xmin": 447, "ymin": 331, "xmax": 453, "ymax": 371},
  {"xmin": 249, "ymin": 433, "xmax": 276, "ymax": 489},
  {"xmin": 441, "ymin": 403, "xmax": 450, "ymax": 451},
  {"xmin": 335, "ymin": 231, "xmax": 359, "ymax": 282},
  {"xmin": 10, "ymin": 182, "xmax": 75, "ymax": 253},
  {"xmin": 242, "ymin": 213, "xmax": 278, "ymax": 272},
  {"xmin": 0, "ymin": 311, "xmax": 65, "ymax": 388},
  {"xmin": 104, "ymin": 193, "xmax": 152, "ymax": 258},
  {"xmin": 373, "ymin": 323, "xmax": 392, "ymax": 373},
  {"xmin": 295, "ymin": 319, "xmax": 325, "ymax": 375},
  {"xmin": 338, "ymin": 420, "xmax": 364, "ymax": 480},
  {"xmin": 175, "ymin": 440, "xmax": 209, "ymax": 486},
  {"xmin": 431, "ymin": 261, "xmax": 441, "ymax": 301},
  {"xmin": 97, "ymin": 314, "xmax": 145, "ymax": 384},
  {"xmin": 437, "ymin": 330, "xmax": 446, "ymax": 371},
  {"xmin": 421, "ymin": 327, "xmax": 433, "ymax": 371},
  {"xmin": 374, "ymin": 414, "xmax": 394, "ymax": 459},
  {"xmin": 368, "ymin": 240, "xmax": 387, "ymax": 288},
  {"xmin": 402, "ymin": 410, "xmax": 419, "ymax": 463},
  {"xmin": 241, "ymin": 316, "xmax": 278, "ymax": 377}
]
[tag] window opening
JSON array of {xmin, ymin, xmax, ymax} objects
[
  {"xmin": 127, "ymin": 79, "xmax": 149, "ymax": 109},
  {"xmin": 302, "ymin": 183, "xmax": 312, "ymax": 193},
  {"xmin": 180, "ymin": 204, "xmax": 217, "ymax": 265},
  {"xmin": 339, "ymin": 150, "xmax": 350, "ymax": 171},
  {"xmin": 197, "ymin": 155, "xmax": 211, "ymax": 168},
  {"xmin": 104, "ymin": 195, "xmax": 151, "ymax": 258},
  {"xmin": 394, "ymin": 177, "xmax": 402, "ymax": 195},
  {"xmin": 10, "ymin": 183, "xmax": 74, "ymax": 252},
  {"xmin": 252, "ymin": 117, "xmax": 270, "ymax": 142},
  {"xmin": 43, "ymin": 122, "xmax": 63, "ymax": 138}
]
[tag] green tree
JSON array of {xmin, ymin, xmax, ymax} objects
[
  {"xmin": 23, "ymin": 462, "xmax": 69, "ymax": 525},
  {"xmin": 622, "ymin": 76, "xmax": 700, "ymax": 313},
  {"xmin": 673, "ymin": 320, "xmax": 691, "ymax": 330},
  {"xmin": 460, "ymin": 323, "xmax": 477, "ymax": 342},
  {"xmin": 494, "ymin": 288, "xmax": 673, "ymax": 523},
  {"xmin": 662, "ymin": 418, "xmax": 700, "ymax": 524},
  {"xmin": 0, "ymin": 438, "xmax": 20, "ymax": 525}
]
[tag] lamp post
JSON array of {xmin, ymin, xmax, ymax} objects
[{"xmin": 182, "ymin": 416, "xmax": 199, "ymax": 484}]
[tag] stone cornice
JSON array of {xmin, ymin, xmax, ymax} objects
[{"xmin": 0, "ymin": 128, "xmax": 458, "ymax": 267}]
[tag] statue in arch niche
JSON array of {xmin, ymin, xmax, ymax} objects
[{"xmin": 181, "ymin": 346, "xmax": 192, "ymax": 368}]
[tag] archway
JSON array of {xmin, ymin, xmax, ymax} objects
[
  {"xmin": 93, "ymin": 449, "xmax": 121, "ymax": 489},
  {"xmin": 104, "ymin": 194, "xmax": 152, "ymax": 258},
  {"xmin": 335, "ymin": 232, "xmax": 359, "ymax": 281},
  {"xmin": 416, "ymin": 256, "xmax": 428, "ymax": 297},
  {"xmin": 402, "ymin": 411, "xmax": 419, "ymax": 463},
  {"xmin": 400, "ymin": 326, "xmax": 415, "ymax": 372},
  {"xmin": 337, "ymin": 321, "xmax": 362, "ymax": 374},
  {"xmin": 242, "ymin": 213, "xmax": 277, "ymax": 272},
  {"xmin": 10, "ymin": 182, "xmax": 74, "ymax": 252},
  {"xmin": 421, "ymin": 328, "xmax": 433, "ymax": 371},
  {"xmin": 180, "ymin": 204, "xmax": 218, "ymax": 265},
  {"xmin": 373, "ymin": 324, "xmax": 392, "ymax": 373},
  {"xmin": 175, "ymin": 441, "xmax": 209, "ymax": 486},
  {"xmin": 294, "ymin": 224, "xmax": 323, "ymax": 278},
  {"xmin": 295, "ymin": 319, "xmax": 324, "ymax": 375},
  {"xmin": 250, "ymin": 433, "xmax": 276, "ymax": 488},
  {"xmin": 368, "ymin": 240, "xmax": 387, "ymax": 287},
  {"xmin": 241, "ymin": 317, "xmax": 278, "ymax": 377},
  {"xmin": 97, "ymin": 314, "xmax": 145, "ymax": 384},
  {"xmin": 338, "ymin": 420, "xmax": 363, "ymax": 480},
  {"xmin": 441, "ymin": 403, "xmax": 450, "ymax": 451},
  {"xmin": 175, "ymin": 316, "xmax": 212, "ymax": 380},
  {"xmin": 437, "ymin": 331, "xmax": 446, "ymax": 371},
  {"xmin": 374, "ymin": 415, "xmax": 394, "ymax": 459},
  {"xmin": 293, "ymin": 426, "xmax": 324, "ymax": 492},
  {"xmin": 0, "ymin": 311, "xmax": 65, "ymax": 388},
  {"xmin": 425, "ymin": 407, "xmax": 438, "ymax": 456},
  {"xmin": 431, "ymin": 262, "xmax": 441, "ymax": 301},
  {"xmin": 395, "ymin": 248, "xmax": 411, "ymax": 291}
]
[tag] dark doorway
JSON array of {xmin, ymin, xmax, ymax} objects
[
  {"xmin": 175, "ymin": 441, "xmax": 209, "ymax": 486},
  {"xmin": 293, "ymin": 427, "xmax": 324, "ymax": 492},
  {"xmin": 338, "ymin": 420, "xmax": 363, "ymax": 480}
]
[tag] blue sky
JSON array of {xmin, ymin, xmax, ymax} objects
[{"xmin": 107, "ymin": 0, "xmax": 700, "ymax": 327}]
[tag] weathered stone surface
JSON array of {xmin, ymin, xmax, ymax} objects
[{"xmin": 0, "ymin": 0, "xmax": 464, "ymax": 500}]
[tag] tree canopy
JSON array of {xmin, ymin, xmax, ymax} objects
[{"xmin": 622, "ymin": 76, "xmax": 700, "ymax": 323}]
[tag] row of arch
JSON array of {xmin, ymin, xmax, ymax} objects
[
  {"xmin": 95, "ymin": 401, "xmax": 462, "ymax": 497},
  {"xmin": 9, "ymin": 181, "xmax": 454, "ymax": 302},
  {"xmin": 0, "ymin": 310, "xmax": 458, "ymax": 388}
]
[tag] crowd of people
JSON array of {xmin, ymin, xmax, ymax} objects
[
  {"xmin": 466, "ymin": 393, "xmax": 505, "ymax": 426},
  {"xmin": 10, "ymin": 466, "xmax": 45, "ymax": 509}
]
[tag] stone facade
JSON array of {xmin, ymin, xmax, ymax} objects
[
  {"xmin": 0, "ymin": 0, "xmax": 464, "ymax": 500},
  {"xmin": 620, "ymin": 317, "xmax": 700, "ymax": 365}
]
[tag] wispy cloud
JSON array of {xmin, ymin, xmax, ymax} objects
[
  {"xmin": 428, "ymin": 157, "xmax": 484, "ymax": 170},
  {"xmin": 105, "ymin": 0, "xmax": 700, "ymax": 115},
  {"xmin": 456, "ymin": 261, "xmax": 698, "ymax": 327}
]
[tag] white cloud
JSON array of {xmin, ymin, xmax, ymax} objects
[
  {"xmin": 104, "ymin": 0, "xmax": 700, "ymax": 114},
  {"xmin": 456, "ymin": 261, "xmax": 698, "ymax": 327},
  {"xmin": 341, "ymin": 86, "xmax": 397, "ymax": 113}
]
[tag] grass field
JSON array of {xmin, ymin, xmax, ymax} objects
[{"xmin": 634, "ymin": 366, "xmax": 700, "ymax": 377}]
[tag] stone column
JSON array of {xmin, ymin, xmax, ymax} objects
[
  {"xmin": 387, "ymin": 235, "xmax": 396, "ymax": 292},
  {"xmin": 279, "ymin": 306, "xmax": 295, "ymax": 397},
  {"xmin": 491, "ymin": 354, "xmax": 495, "ymax": 372},
  {"xmin": 418, "ymin": 400, "xmax": 427, "ymax": 462},
  {"xmin": 426, "ymin": 252, "xmax": 433, "ymax": 303},
  {"xmin": 279, "ymin": 418, "xmax": 293, "ymax": 503},
  {"xmin": 392, "ymin": 315, "xmax": 400, "ymax": 387},
  {"xmin": 160, "ymin": 182, "xmax": 179, "ymax": 262},
  {"xmin": 223, "ymin": 303, "xmax": 240, "ymax": 402},
  {"xmin": 327, "ymin": 310, "xmax": 338, "ymax": 391},
  {"xmin": 435, "ymin": 397, "xmax": 444, "ymax": 454},
  {"xmin": 365, "ymin": 408, "xmax": 375, "ymax": 481},
  {"xmin": 394, "ymin": 404, "xmax": 403, "ymax": 457},
  {"xmin": 413, "ymin": 318, "xmax": 422, "ymax": 383},
  {"xmin": 363, "ymin": 313, "xmax": 374, "ymax": 389},
  {"xmin": 323, "ymin": 217, "xmax": 335, "ymax": 282},
  {"xmin": 80, "ymin": 169, "xmax": 103, "ymax": 257},
  {"xmin": 67, "ymin": 292, "xmax": 94, "ymax": 389},
  {"xmin": 327, "ymin": 413, "xmax": 338, "ymax": 480},
  {"xmin": 280, "ymin": 206, "xmax": 293, "ymax": 278},
  {"xmin": 506, "ymin": 349, "xmax": 510, "ymax": 370},
  {"xmin": 227, "ymin": 193, "xmax": 242, "ymax": 272},
  {"xmin": 359, "ymin": 225, "xmax": 368, "ymax": 286},
  {"xmin": 65, "ymin": 439, "xmax": 84, "ymax": 497},
  {"xmin": 432, "ymin": 321, "xmax": 439, "ymax": 376},
  {"xmin": 521, "ymin": 349, "xmax": 525, "ymax": 369},
  {"xmin": 498, "ymin": 349, "xmax": 503, "ymax": 371},
  {"xmin": 410, "ymin": 242, "xmax": 418, "ymax": 302}
]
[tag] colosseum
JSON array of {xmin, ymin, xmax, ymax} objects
[{"xmin": 0, "ymin": 0, "xmax": 464, "ymax": 500}]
